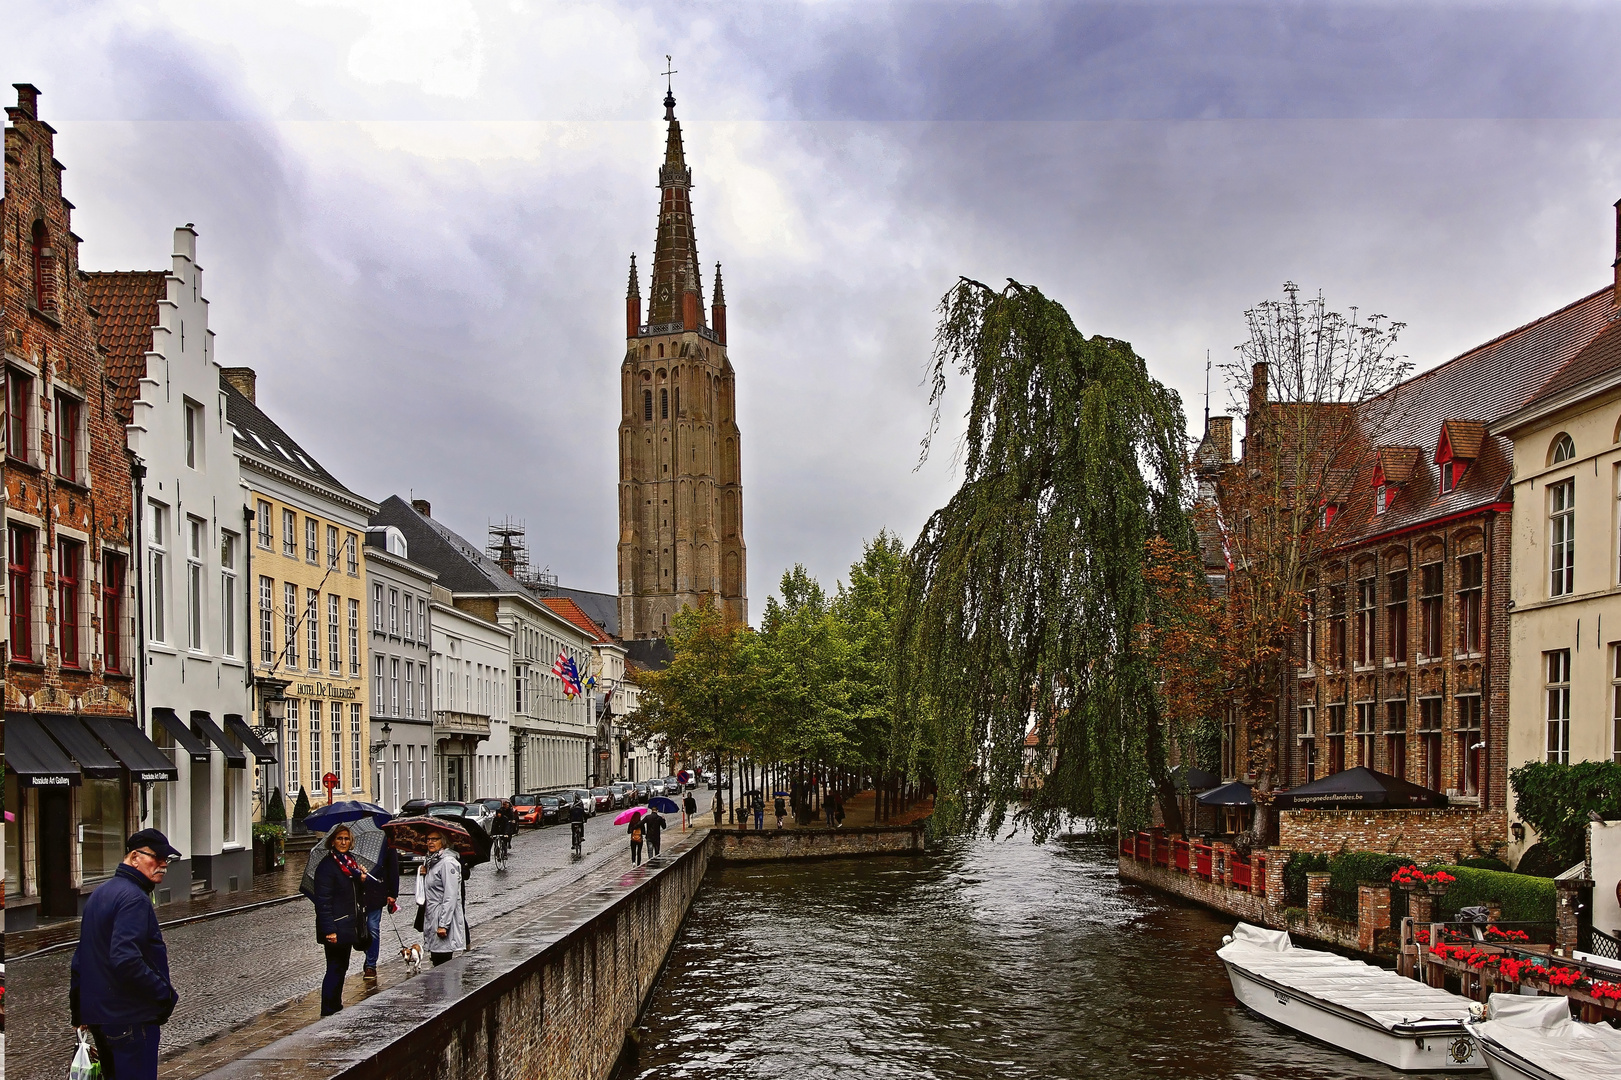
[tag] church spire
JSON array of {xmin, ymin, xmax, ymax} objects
[
  {"xmin": 712, "ymin": 262, "xmax": 727, "ymax": 345},
  {"xmin": 648, "ymin": 86, "xmax": 703, "ymax": 329},
  {"xmin": 625, "ymin": 253, "xmax": 642, "ymax": 338}
]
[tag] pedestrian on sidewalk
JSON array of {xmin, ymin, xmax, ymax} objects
[
  {"xmin": 70, "ymin": 829, "xmax": 182, "ymax": 1080},
  {"xmin": 628, "ymin": 817, "xmax": 645, "ymax": 866},
  {"xmin": 773, "ymin": 795, "xmax": 787, "ymax": 829},
  {"xmin": 682, "ymin": 791, "xmax": 697, "ymax": 830},
  {"xmin": 420, "ymin": 829, "xmax": 467, "ymax": 966},
  {"xmin": 645, "ymin": 809, "xmax": 667, "ymax": 858},
  {"xmin": 834, "ymin": 793, "xmax": 845, "ymax": 827},
  {"xmin": 824, "ymin": 793, "xmax": 836, "ymax": 827},
  {"xmin": 753, "ymin": 795, "xmax": 765, "ymax": 831},
  {"xmin": 312, "ymin": 824, "xmax": 371, "ymax": 1015},
  {"xmin": 361, "ymin": 836, "xmax": 401, "ymax": 981}
]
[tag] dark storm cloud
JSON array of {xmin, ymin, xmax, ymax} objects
[{"xmin": 12, "ymin": 1, "xmax": 1621, "ymax": 608}]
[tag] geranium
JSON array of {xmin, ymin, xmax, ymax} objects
[
  {"xmin": 1496, "ymin": 956, "xmax": 1530, "ymax": 982},
  {"xmin": 1545, "ymin": 966, "xmax": 1583, "ymax": 988},
  {"xmin": 1390, "ymin": 864, "xmax": 1456, "ymax": 887},
  {"xmin": 1484, "ymin": 926, "xmax": 1530, "ymax": 942}
]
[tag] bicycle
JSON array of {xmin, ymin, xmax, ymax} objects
[
  {"xmin": 493, "ymin": 832, "xmax": 511, "ymax": 871},
  {"xmin": 571, "ymin": 820, "xmax": 584, "ymax": 857}
]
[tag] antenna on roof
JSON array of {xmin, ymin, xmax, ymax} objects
[{"xmin": 1204, "ymin": 351, "xmax": 1211, "ymax": 432}]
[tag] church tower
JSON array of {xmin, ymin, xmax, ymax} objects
[{"xmin": 618, "ymin": 85, "xmax": 747, "ymax": 638}]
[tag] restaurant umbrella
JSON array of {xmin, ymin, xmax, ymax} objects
[
  {"xmin": 1172, "ymin": 767, "xmax": 1222, "ymax": 794},
  {"xmin": 300, "ymin": 818, "xmax": 385, "ymax": 900},
  {"xmin": 615, "ymin": 807, "xmax": 652, "ymax": 825},
  {"xmin": 303, "ymin": 799, "xmax": 392, "ymax": 832},
  {"xmin": 647, "ymin": 796, "xmax": 679, "ymax": 814},
  {"xmin": 1196, "ymin": 781, "xmax": 1255, "ymax": 807},
  {"xmin": 1270, "ymin": 766, "xmax": 1448, "ymax": 811}
]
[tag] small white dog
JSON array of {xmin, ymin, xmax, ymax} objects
[{"xmin": 399, "ymin": 941, "xmax": 423, "ymax": 976}]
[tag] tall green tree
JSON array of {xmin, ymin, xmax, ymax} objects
[
  {"xmin": 754, "ymin": 565, "xmax": 856, "ymax": 764},
  {"xmin": 626, "ymin": 605, "xmax": 759, "ymax": 776},
  {"xmin": 895, "ymin": 278, "xmax": 1193, "ymax": 840},
  {"xmin": 833, "ymin": 531, "xmax": 909, "ymax": 773}
]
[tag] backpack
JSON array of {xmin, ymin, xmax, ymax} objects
[{"xmin": 631, "ymin": 827, "xmax": 643, "ymax": 843}]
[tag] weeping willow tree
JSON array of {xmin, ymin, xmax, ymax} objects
[{"xmin": 894, "ymin": 279, "xmax": 1194, "ymax": 840}]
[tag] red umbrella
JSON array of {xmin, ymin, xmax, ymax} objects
[
  {"xmin": 383, "ymin": 815, "xmax": 489, "ymax": 864},
  {"xmin": 614, "ymin": 807, "xmax": 651, "ymax": 826}
]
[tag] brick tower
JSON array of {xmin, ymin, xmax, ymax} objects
[{"xmin": 617, "ymin": 86, "xmax": 746, "ymax": 638}]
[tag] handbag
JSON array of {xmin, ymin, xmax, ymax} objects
[
  {"xmin": 71, "ymin": 1029, "xmax": 101, "ymax": 1080},
  {"xmin": 413, "ymin": 864, "xmax": 427, "ymax": 932}
]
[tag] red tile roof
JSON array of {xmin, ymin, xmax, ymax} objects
[
  {"xmin": 1331, "ymin": 286, "xmax": 1614, "ymax": 545},
  {"xmin": 539, "ymin": 596, "xmax": 612, "ymax": 644},
  {"xmin": 1515, "ymin": 317, "xmax": 1621, "ymax": 413},
  {"xmin": 86, "ymin": 271, "xmax": 165, "ymax": 420},
  {"xmin": 1438, "ymin": 420, "xmax": 1487, "ymax": 461}
]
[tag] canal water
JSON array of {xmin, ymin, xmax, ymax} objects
[{"xmin": 628, "ymin": 830, "xmax": 1454, "ymax": 1079}]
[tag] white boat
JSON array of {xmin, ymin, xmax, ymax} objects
[
  {"xmin": 1465, "ymin": 993, "xmax": 1621, "ymax": 1080},
  {"xmin": 1217, "ymin": 922, "xmax": 1485, "ymax": 1072}
]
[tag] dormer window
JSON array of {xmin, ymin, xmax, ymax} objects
[
  {"xmin": 1375, "ymin": 484, "xmax": 1387, "ymax": 514},
  {"xmin": 1372, "ymin": 447, "xmax": 1420, "ymax": 515},
  {"xmin": 1441, "ymin": 462, "xmax": 1460, "ymax": 493},
  {"xmin": 1435, "ymin": 421, "xmax": 1484, "ymax": 496}
]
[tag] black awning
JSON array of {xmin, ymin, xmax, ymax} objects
[
  {"xmin": 3, "ymin": 712, "xmax": 82, "ymax": 787},
  {"xmin": 38, "ymin": 713, "xmax": 125, "ymax": 780},
  {"xmin": 82, "ymin": 716, "xmax": 179, "ymax": 783},
  {"xmin": 191, "ymin": 711, "xmax": 247, "ymax": 769},
  {"xmin": 1173, "ymin": 766, "xmax": 1222, "ymax": 793},
  {"xmin": 1271, "ymin": 766, "xmax": 1448, "ymax": 811},
  {"xmin": 152, "ymin": 707, "xmax": 211, "ymax": 762},
  {"xmin": 225, "ymin": 714, "xmax": 277, "ymax": 765}
]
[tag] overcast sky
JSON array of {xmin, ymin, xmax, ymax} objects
[{"xmin": 13, "ymin": 1, "xmax": 1621, "ymax": 608}]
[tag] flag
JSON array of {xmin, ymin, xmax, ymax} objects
[{"xmin": 553, "ymin": 652, "xmax": 581, "ymax": 698}]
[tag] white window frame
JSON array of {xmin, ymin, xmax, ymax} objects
[
  {"xmin": 1550, "ymin": 479, "xmax": 1575, "ymax": 597},
  {"xmin": 220, "ymin": 531, "xmax": 238, "ymax": 658},
  {"xmin": 186, "ymin": 516, "xmax": 206, "ymax": 651},
  {"xmin": 149, "ymin": 502, "xmax": 169, "ymax": 644},
  {"xmin": 1546, "ymin": 648, "xmax": 1571, "ymax": 764}
]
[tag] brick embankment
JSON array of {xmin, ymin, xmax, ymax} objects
[
  {"xmin": 712, "ymin": 822, "xmax": 927, "ymax": 863},
  {"xmin": 1279, "ymin": 808, "xmax": 1508, "ymax": 862}
]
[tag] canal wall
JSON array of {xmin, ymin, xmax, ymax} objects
[
  {"xmin": 710, "ymin": 822, "xmax": 927, "ymax": 862},
  {"xmin": 203, "ymin": 830, "xmax": 712, "ymax": 1080}
]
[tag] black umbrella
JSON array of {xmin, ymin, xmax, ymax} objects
[
  {"xmin": 1271, "ymin": 766, "xmax": 1447, "ymax": 811},
  {"xmin": 1173, "ymin": 767, "xmax": 1222, "ymax": 794},
  {"xmin": 1196, "ymin": 781, "xmax": 1254, "ymax": 807}
]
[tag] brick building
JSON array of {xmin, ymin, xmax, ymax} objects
[
  {"xmin": 618, "ymin": 86, "xmax": 747, "ymax": 638},
  {"xmin": 4, "ymin": 85, "xmax": 141, "ymax": 924},
  {"xmin": 1236, "ymin": 230, "xmax": 1621, "ymax": 854}
]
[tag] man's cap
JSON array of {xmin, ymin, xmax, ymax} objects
[{"xmin": 126, "ymin": 828, "xmax": 182, "ymax": 861}]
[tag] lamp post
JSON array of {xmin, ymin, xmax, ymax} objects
[{"xmin": 369, "ymin": 721, "xmax": 393, "ymax": 808}]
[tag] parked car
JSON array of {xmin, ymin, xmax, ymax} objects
[
  {"xmin": 590, "ymin": 786, "xmax": 614, "ymax": 813},
  {"xmin": 512, "ymin": 793, "xmax": 549, "ymax": 828},
  {"xmin": 535, "ymin": 796, "xmax": 562, "ymax": 826},
  {"xmin": 646, "ymin": 778, "xmax": 667, "ymax": 798},
  {"xmin": 611, "ymin": 782, "xmax": 637, "ymax": 807},
  {"xmin": 399, "ymin": 798, "xmax": 433, "ymax": 817},
  {"xmin": 426, "ymin": 800, "xmax": 497, "ymax": 836},
  {"xmin": 664, "ymin": 776, "xmax": 683, "ymax": 795},
  {"xmin": 706, "ymin": 772, "xmax": 730, "ymax": 790},
  {"xmin": 563, "ymin": 788, "xmax": 596, "ymax": 817}
]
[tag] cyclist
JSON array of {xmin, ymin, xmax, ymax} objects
[
  {"xmin": 569, "ymin": 797, "xmax": 586, "ymax": 856},
  {"xmin": 492, "ymin": 800, "xmax": 518, "ymax": 867}
]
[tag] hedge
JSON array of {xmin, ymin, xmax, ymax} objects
[
  {"xmin": 1329, "ymin": 851, "xmax": 1409, "ymax": 894},
  {"xmin": 1435, "ymin": 864, "xmax": 1555, "ymax": 925},
  {"xmin": 1283, "ymin": 852, "xmax": 1329, "ymax": 907}
]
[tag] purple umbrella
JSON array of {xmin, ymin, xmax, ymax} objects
[{"xmin": 614, "ymin": 807, "xmax": 651, "ymax": 826}]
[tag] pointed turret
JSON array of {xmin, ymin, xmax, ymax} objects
[
  {"xmin": 626, "ymin": 253, "xmax": 642, "ymax": 338},
  {"xmin": 648, "ymin": 90, "xmax": 704, "ymax": 330},
  {"xmin": 712, "ymin": 262, "xmax": 727, "ymax": 345}
]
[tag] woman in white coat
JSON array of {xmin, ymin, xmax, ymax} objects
[{"xmin": 419, "ymin": 829, "xmax": 467, "ymax": 965}]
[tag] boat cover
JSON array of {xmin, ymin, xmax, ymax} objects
[
  {"xmin": 1218, "ymin": 922, "xmax": 1474, "ymax": 1032},
  {"xmin": 1476, "ymin": 993, "xmax": 1621, "ymax": 1080}
]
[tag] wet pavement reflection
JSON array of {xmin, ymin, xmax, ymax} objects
[{"xmin": 628, "ymin": 831, "xmax": 1456, "ymax": 1080}]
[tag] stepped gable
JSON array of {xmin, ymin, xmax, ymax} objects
[
  {"xmin": 85, "ymin": 270, "xmax": 165, "ymax": 419},
  {"xmin": 1334, "ymin": 286, "xmax": 1615, "ymax": 543}
]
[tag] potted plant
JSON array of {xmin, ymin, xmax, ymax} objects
[{"xmin": 252, "ymin": 821, "xmax": 286, "ymax": 874}]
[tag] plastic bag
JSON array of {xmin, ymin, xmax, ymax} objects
[{"xmin": 70, "ymin": 1029, "xmax": 101, "ymax": 1080}]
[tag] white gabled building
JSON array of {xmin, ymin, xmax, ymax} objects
[
  {"xmin": 428, "ymin": 584, "xmax": 513, "ymax": 802},
  {"xmin": 106, "ymin": 226, "xmax": 262, "ymax": 902}
]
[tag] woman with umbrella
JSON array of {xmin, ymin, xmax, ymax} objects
[
  {"xmin": 312, "ymin": 824, "xmax": 374, "ymax": 1015},
  {"xmin": 419, "ymin": 828, "xmax": 467, "ymax": 966}
]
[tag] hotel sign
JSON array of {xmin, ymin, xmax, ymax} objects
[{"xmin": 294, "ymin": 682, "xmax": 357, "ymax": 700}]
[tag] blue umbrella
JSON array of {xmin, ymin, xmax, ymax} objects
[
  {"xmin": 648, "ymin": 796, "xmax": 679, "ymax": 814},
  {"xmin": 303, "ymin": 799, "xmax": 392, "ymax": 832}
]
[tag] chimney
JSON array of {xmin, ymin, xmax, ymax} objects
[
  {"xmin": 1209, "ymin": 416, "xmax": 1233, "ymax": 464},
  {"xmin": 1249, "ymin": 361, "xmax": 1268, "ymax": 416},
  {"xmin": 412, "ymin": 498, "xmax": 432, "ymax": 518},
  {"xmin": 13, "ymin": 83, "xmax": 39, "ymax": 119},
  {"xmin": 1613, "ymin": 197, "xmax": 1621, "ymax": 311},
  {"xmin": 221, "ymin": 366, "xmax": 256, "ymax": 403}
]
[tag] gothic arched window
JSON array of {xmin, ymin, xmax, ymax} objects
[
  {"xmin": 660, "ymin": 388, "xmax": 669, "ymax": 419},
  {"xmin": 643, "ymin": 390, "xmax": 653, "ymax": 421}
]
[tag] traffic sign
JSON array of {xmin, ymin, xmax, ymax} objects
[{"xmin": 322, "ymin": 771, "xmax": 339, "ymax": 804}]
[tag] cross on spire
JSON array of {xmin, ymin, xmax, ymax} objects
[{"xmin": 663, "ymin": 55, "xmax": 677, "ymax": 93}]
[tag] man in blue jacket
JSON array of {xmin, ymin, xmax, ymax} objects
[{"xmin": 70, "ymin": 828, "xmax": 181, "ymax": 1080}]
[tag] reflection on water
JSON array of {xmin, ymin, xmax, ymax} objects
[{"xmin": 629, "ymin": 832, "xmax": 1454, "ymax": 1079}]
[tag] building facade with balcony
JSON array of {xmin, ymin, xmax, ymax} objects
[
  {"xmin": 364, "ymin": 525, "xmax": 437, "ymax": 811},
  {"xmin": 428, "ymin": 583, "xmax": 511, "ymax": 802},
  {"xmin": 222, "ymin": 367, "xmax": 376, "ymax": 816}
]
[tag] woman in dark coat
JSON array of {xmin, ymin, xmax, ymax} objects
[{"xmin": 312, "ymin": 824, "xmax": 372, "ymax": 1015}]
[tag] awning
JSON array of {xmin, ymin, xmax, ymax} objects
[
  {"xmin": 225, "ymin": 714, "xmax": 277, "ymax": 765},
  {"xmin": 3, "ymin": 712, "xmax": 82, "ymax": 787},
  {"xmin": 152, "ymin": 707, "xmax": 211, "ymax": 762},
  {"xmin": 1173, "ymin": 766, "xmax": 1222, "ymax": 793},
  {"xmin": 37, "ymin": 713, "xmax": 124, "ymax": 780},
  {"xmin": 82, "ymin": 716, "xmax": 179, "ymax": 784},
  {"xmin": 191, "ymin": 711, "xmax": 247, "ymax": 769},
  {"xmin": 1197, "ymin": 780, "xmax": 1255, "ymax": 807},
  {"xmin": 1271, "ymin": 766, "xmax": 1448, "ymax": 811}
]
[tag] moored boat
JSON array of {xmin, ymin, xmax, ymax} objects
[
  {"xmin": 1465, "ymin": 993, "xmax": 1621, "ymax": 1080},
  {"xmin": 1217, "ymin": 921, "xmax": 1484, "ymax": 1072}
]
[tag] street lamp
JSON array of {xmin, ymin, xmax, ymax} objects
[
  {"xmin": 254, "ymin": 676, "xmax": 291, "ymax": 809},
  {"xmin": 370, "ymin": 722, "xmax": 393, "ymax": 806}
]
